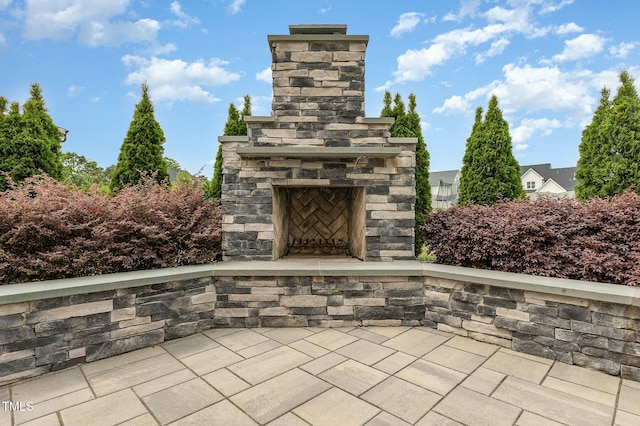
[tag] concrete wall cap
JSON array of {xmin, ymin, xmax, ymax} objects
[
  {"xmin": 218, "ymin": 136, "xmax": 249, "ymax": 142},
  {"xmin": 268, "ymin": 34, "xmax": 369, "ymax": 44},
  {"xmin": 360, "ymin": 117, "xmax": 395, "ymax": 125},
  {"xmin": 2, "ymin": 262, "xmax": 638, "ymax": 308},
  {"xmin": 243, "ymin": 116, "xmax": 276, "ymax": 123},
  {"xmin": 388, "ymin": 137, "xmax": 418, "ymax": 144},
  {"xmin": 0, "ymin": 264, "xmax": 214, "ymax": 305},
  {"xmin": 289, "ymin": 24, "xmax": 347, "ymax": 35}
]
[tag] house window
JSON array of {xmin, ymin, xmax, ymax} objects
[{"xmin": 526, "ymin": 181, "xmax": 536, "ymax": 189}]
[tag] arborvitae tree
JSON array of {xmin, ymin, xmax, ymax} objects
[
  {"xmin": 111, "ymin": 83, "xmax": 168, "ymax": 191},
  {"xmin": 407, "ymin": 94, "xmax": 431, "ymax": 254},
  {"xmin": 458, "ymin": 107, "xmax": 484, "ymax": 204},
  {"xmin": 575, "ymin": 88, "xmax": 613, "ymax": 200},
  {"xmin": 576, "ymin": 70, "xmax": 640, "ymax": 199},
  {"xmin": 208, "ymin": 149, "xmax": 224, "ymax": 199},
  {"xmin": 381, "ymin": 91, "xmax": 393, "ymax": 117},
  {"xmin": 458, "ymin": 95, "xmax": 525, "ymax": 206},
  {"xmin": 380, "ymin": 92, "xmax": 431, "ymax": 255},
  {"xmin": 209, "ymin": 95, "xmax": 251, "ymax": 198},
  {"xmin": 0, "ymin": 84, "xmax": 63, "ymax": 191}
]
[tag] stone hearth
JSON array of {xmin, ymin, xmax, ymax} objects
[{"xmin": 220, "ymin": 24, "xmax": 417, "ymax": 261}]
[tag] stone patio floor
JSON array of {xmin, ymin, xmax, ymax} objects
[{"xmin": 2, "ymin": 327, "xmax": 640, "ymax": 425}]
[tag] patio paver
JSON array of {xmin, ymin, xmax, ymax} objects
[{"xmin": 2, "ymin": 326, "xmax": 635, "ymax": 425}]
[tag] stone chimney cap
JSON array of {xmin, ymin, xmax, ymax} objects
[{"xmin": 289, "ymin": 24, "xmax": 347, "ymax": 35}]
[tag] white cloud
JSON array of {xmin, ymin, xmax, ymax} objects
[
  {"xmin": 443, "ymin": 0, "xmax": 480, "ymax": 22},
  {"xmin": 0, "ymin": 0, "xmax": 12, "ymax": 10},
  {"xmin": 318, "ymin": 6, "xmax": 331, "ymax": 14},
  {"xmin": 21, "ymin": 0, "xmax": 162, "ymax": 47},
  {"xmin": 169, "ymin": 1, "xmax": 200, "ymax": 29},
  {"xmin": 537, "ymin": 0, "xmax": 574, "ymax": 14},
  {"xmin": 227, "ymin": 0, "xmax": 245, "ymax": 15},
  {"xmin": 511, "ymin": 117, "xmax": 561, "ymax": 144},
  {"xmin": 552, "ymin": 33, "xmax": 606, "ymax": 62},
  {"xmin": 256, "ymin": 67, "xmax": 271, "ymax": 84},
  {"xmin": 122, "ymin": 55, "xmax": 240, "ymax": 104},
  {"xmin": 434, "ymin": 64, "xmax": 598, "ymax": 117},
  {"xmin": 390, "ymin": 12, "xmax": 424, "ymax": 38},
  {"xmin": 433, "ymin": 86, "xmax": 490, "ymax": 115},
  {"xmin": 79, "ymin": 18, "xmax": 159, "ymax": 47},
  {"xmin": 0, "ymin": 33, "xmax": 5, "ymax": 50},
  {"xmin": 148, "ymin": 43, "xmax": 178, "ymax": 56},
  {"xmin": 555, "ymin": 22, "xmax": 583, "ymax": 35},
  {"xmin": 492, "ymin": 64, "xmax": 596, "ymax": 115},
  {"xmin": 68, "ymin": 84, "xmax": 83, "ymax": 95},
  {"xmin": 374, "ymin": 80, "xmax": 393, "ymax": 92},
  {"xmin": 475, "ymin": 38, "xmax": 510, "ymax": 64},
  {"xmin": 390, "ymin": 3, "xmax": 547, "ymax": 84},
  {"xmin": 392, "ymin": 25, "xmax": 505, "ymax": 82},
  {"xmin": 23, "ymin": 0, "xmax": 127, "ymax": 39},
  {"xmin": 609, "ymin": 42, "xmax": 637, "ymax": 59},
  {"xmin": 392, "ymin": 43, "xmax": 450, "ymax": 82},
  {"xmin": 433, "ymin": 96, "xmax": 469, "ymax": 115}
]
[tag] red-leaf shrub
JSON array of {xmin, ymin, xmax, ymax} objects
[
  {"xmin": 0, "ymin": 174, "xmax": 221, "ymax": 284},
  {"xmin": 422, "ymin": 193, "xmax": 640, "ymax": 286}
]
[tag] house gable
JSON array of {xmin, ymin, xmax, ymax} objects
[
  {"xmin": 538, "ymin": 178, "xmax": 566, "ymax": 194},
  {"xmin": 521, "ymin": 168, "xmax": 544, "ymax": 192}
]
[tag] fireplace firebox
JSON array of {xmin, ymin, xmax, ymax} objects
[{"xmin": 220, "ymin": 25, "xmax": 417, "ymax": 261}]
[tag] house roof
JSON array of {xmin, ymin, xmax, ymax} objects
[
  {"xmin": 520, "ymin": 163, "xmax": 551, "ymax": 177},
  {"xmin": 430, "ymin": 163, "xmax": 577, "ymax": 192},
  {"xmin": 520, "ymin": 163, "xmax": 577, "ymax": 191},
  {"xmin": 547, "ymin": 167, "xmax": 577, "ymax": 191}
]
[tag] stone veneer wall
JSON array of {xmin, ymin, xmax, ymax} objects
[
  {"xmin": 1, "ymin": 263, "xmax": 639, "ymax": 385},
  {"xmin": 0, "ymin": 275, "xmax": 217, "ymax": 386}
]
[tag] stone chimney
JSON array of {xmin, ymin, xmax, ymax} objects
[{"xmin": 269, "ymin": 24, "xmax": 367, "ymax": 133}]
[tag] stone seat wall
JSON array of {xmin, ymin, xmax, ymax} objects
[{"xmin": 0, "ymin": 262, "xmax": 639, "ymax": 385}]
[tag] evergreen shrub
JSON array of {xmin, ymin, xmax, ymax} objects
[
  {"xmin": 422, "ymin": 194, "xmax": 640, "ymax": 286},
  {"xmin": 0, "ymin": 174, "xmax": 221, "ymax": 284}
]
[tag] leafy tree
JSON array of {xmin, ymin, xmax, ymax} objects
[
  {"xmin": 576, "ymin": 70, "xmax": 640, "ymax": 199},
  {"xmin": 381, "ymin": 91, "xmax": 431, "ymax": 255},
  {"xmin": 209, "ymin": 95, "xmax": 251, "ymax": 198},
  {"xmin": 458, "ymin": 95, "xmax": 525, "ymax": 206},
  {"xmin": 164, "ymin": 157, "xmax": 181, "ymax": 171},
  {"xmin": 61, "ymin": 152, "xmax": 108, "ymax": 190},
  {"xmin": 0, "ymin": 84, "xmax": 64, "ymax": 191},
  {"xmin": 111, "ymin": 83, "xmax": 168, "ymax": 191}
]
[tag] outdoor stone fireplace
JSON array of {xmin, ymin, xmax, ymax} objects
[{"xmin": 220, "ymin": 24, "xmax": 417, "ymax": 261}]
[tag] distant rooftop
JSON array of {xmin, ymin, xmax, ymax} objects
[{"xmin": 431, "ymin": 164, "xmax": 578, "ymax": 192}]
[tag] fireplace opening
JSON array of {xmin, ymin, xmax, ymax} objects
[{"xmin": 273, "ymin": 186, "xmax": 366, "ymax": 260}]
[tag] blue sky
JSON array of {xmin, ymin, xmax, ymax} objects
[{"xmin": 1, "ymin": 0, "xmax": 639, "ymax": 177}]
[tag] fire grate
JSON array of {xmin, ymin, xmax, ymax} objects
[{"xmin": 285, "ymin": 238, "xmax": 350, "ymax": 256}]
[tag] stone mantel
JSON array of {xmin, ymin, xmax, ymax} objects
[{"xmin": 235, "ymin": 146, "xmax": 403, "ymax": 159}]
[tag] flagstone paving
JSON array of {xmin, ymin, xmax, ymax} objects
[{"xmin": 2, "ymin": 326, "xmax": 639, "ymax": 425}]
